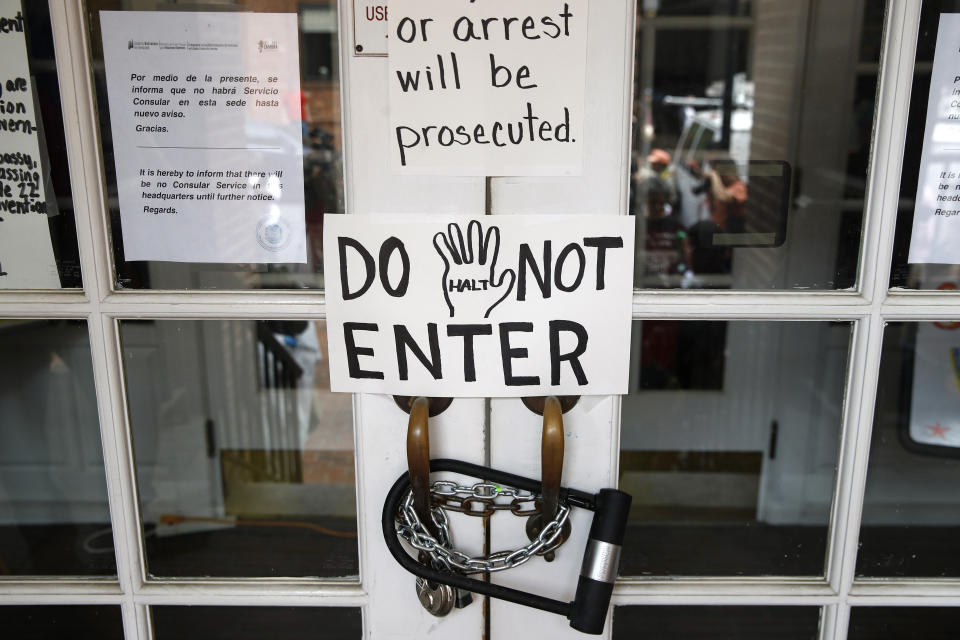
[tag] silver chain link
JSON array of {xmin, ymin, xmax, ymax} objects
[{"xmin": 394, "ymin": 481, "xmax": 571, "ymax": 574}]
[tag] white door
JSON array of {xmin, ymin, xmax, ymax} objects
[
  {"xmin": 6, "ymin": 2, "xmax": 960, "ymax": 640},
  {"xmin": 345, "ymin": 1, "xmax": 632, "ymax": 637}
]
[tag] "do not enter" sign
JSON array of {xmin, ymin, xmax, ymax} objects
[{"xmin": 323, "ymin": 214, "xmax": 634, "ymax": 397}]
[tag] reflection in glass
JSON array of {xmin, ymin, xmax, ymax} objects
[
  {"xmin": 858, "ymin": 322, "xmax": 960, "ymax": 577},
  {"xmin": 0, "ymin": 606, "xmax": 124, "ymax": 640},
  {"xmin": 891, "ymin": 1, "xmax": 960, "ymax": 290},
  {"xmin": 0, "ymin": 320, "xmax": 114, "ymax": 576},
  {"xmin": 631, "ymin": 0, "xmax": 884, "ymax": 289},
  {"xmin": 87, "ymin": 1, "xmax": 343, "ymax": 290},
  {"xmin": 613, "ymin": 606, "xmax": 821, "ymax": 640},
  {"xmin": 0, "ymin": 2, "xmax": 82, "ymax": 288},
  {"xmin": 152, "ymin": 606, "xmax": 361, "ymax": 640},
  {"xmin": 620, "ymin": 321, "xmax": 850, "ymax": 576},
  {"xmin": 848, "ymin": 607, "xmax": 960, "ymax": 640},
  {"xmin": 120, "ymin": 319, "xmax": 357, "ymax": 578}
]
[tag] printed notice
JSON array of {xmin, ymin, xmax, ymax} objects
[
  {"xmin": 323, "ymin": 215, "xmax": 635, "ymax": 397},
  {"xmin": 99, "ymin": 11, "xmax": 306, "ymax": 263},
  {"xmin": 388, "ymin": 0, "xmax": 587, "ymax": 176},
  {"xmin": 910, "ymin": 13, "xmax": 960, "ymax": 264},
  {"xmin": 0, "ymin": 0, "xmax": 60, "ymax": 289}
]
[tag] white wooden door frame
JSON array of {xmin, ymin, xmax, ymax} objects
[{"xmin": 3, "ymin": 2, "xmax": 960, "ymax": 640}]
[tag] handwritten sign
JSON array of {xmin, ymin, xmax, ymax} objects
[
  {"xmin": 99, "ymin": 11, "xmax": 307, "ymax": 263},
  {"xmin": 388, "ymin": 0, "xmax": 587, "ymax": 176},
  {"xmin": 323, "ymin": 215, "xmax": 634, "ymax": 396},
  {"xmin": 909, "ymin": 14, "xmax": 960, "ymax": 264},
  {"xmin": 0, "ymin": 0, "xmax": 60, "ymax": 289}
]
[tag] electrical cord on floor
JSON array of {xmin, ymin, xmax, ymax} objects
[
  {"xmin": 82, "ymin": 526, "xmax": 155, "ymax": 555},
  {"xmin": 81, "ymin": 514, "xmax": 356, "ymax": 556},
  {"xmin": 158, "ymin": 514, "xmax": 358, "ymax": 539}
]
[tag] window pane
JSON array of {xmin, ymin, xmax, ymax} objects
[
  {"xmin": 0, "ymin": 606, "xmax": 123, "ymax": 640},
  {"xmin": 655, "ymin": 1, "xmax": 753, "ymax": 17},
  {"xmin": 0, "ymin": 1, "xmax": 83, "ymax": 289},
  {"xmin": 86, "ymin": 1, "xmax": 343, "ymax": 290},
  {"xmin": 152, "ymin": 606, "xmax": 361, "ymax": 640},
  {"xmin": 631, "ymin": 1, "xmax": 883, "ymax": 289},
  {"xmin": 120, "ymin": 319, "xmax": 357, "ymax": 578},
  {"xmin": 857, "ymin": 321, "xmax": 960, "ymax": 577},
  {"xmin": 890, "ymin": 1, "xmax": 960, "ymax": 290},
  {"xmin": 848, "ymin": 607, "xmax": 960, "ymax": 640},
  {"xmin": 612, "ymin": 606, "xmax": 821, "ymax": 639},
  {"xmin": 619, "ymin": 321, "xmax": 850, "ymax": 576},
  {"xmin": 0, "ymin": 320, "xmax": 115, "ymax": 576}
]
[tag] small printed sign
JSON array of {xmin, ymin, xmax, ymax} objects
[
  {"xmin": 388, "ymin": 0, "xmax": 587, "ymax": 176},
  {"xmin": 353, "ymin": 0, "xmax": 389, "ymax": 56},
  {"xmin": 323, "ymin": 215, "xmax": 635, "ymax": 397},
  {"xmin": 99, "ymin": 11, "xmax": 307, "ymax": 263},
  {"xmin": 910, "ymin": 13, "xmax": 960, "ymax": 264}
]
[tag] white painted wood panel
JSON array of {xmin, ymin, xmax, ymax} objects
[{"xmin": 487, "ymin": 2, "xmax": 634, "ymax": 638}]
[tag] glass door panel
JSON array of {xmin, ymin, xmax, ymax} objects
[
  {"xmin": 0, "ymin": 319, "xmax": 115, "ymax": 576},
  {"xmin": 620, "ymin": 320, "xmax": 850, "ymax": 576},
  {"xmin": 150, "ymin": 606, "xmax": 362, "ymax": 639},
  {"xmin": 118, "ymin": 319, "xmax": 357, "ymax": 578},
  {"xmin": 858, "ymin": 320, "xmax": 960, "ymax": 577},
  {"xmin": 630, "ymin": 0, "xmax": 882, "ymax": 290}
]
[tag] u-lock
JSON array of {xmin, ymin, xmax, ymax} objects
[{"xmin": 384, "ymin": 396, "xmax": 632, "ymax": 635}]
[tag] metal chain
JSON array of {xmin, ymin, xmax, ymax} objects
[
  {"xmin": 430, "ymin": 480, "xmax": 541, "ymax": 517},
  {"xmin": 394, "ymin": 481, "xmax": 571, "ymax": 574}
]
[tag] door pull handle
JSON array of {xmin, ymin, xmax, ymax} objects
[
  {"xmin": 401, "ymin": 396, "xmax": 473, "ymax": 615},
  {"xmin": 406, "ymin": 397, "xmax": 439, "ymax": 539},
  {"xmin": 525, "ymin": 395, "xmax": 572, "ymax": 561}
]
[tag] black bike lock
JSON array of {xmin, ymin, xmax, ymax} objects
[{"xmin": 382, "ymin": 458, "xmax": 632, "ymax": 635}]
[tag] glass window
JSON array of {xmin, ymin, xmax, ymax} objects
[
  {"xmin": 848, "ymin": 607, "xmax": 960, "ymax": 640},
  {"xmin": 0, "ymin": 606, "xmax": 124, "ymax": 640},
  {"xmin": 0, "ymin": 2, "xmax": 83, "ymax": 289},
  {"xmin": 654, "ymin": 1, "xmax": 753, "ymax": 17},
  {"xmin": 152, "ymin": 606, "xmax": 361, "ymax": 640},
  {"xmin": 119, "ymin": 319, "xmax": 357, "ymax": 578},
  {"xmin": 613, "ymin": 606, "xmax": 821, "ymax": 639},
  {"xmin": 858, "ymin": 321, "xmax": 960, "ymax": 577},
  {"xmin": 0, "ymin": 320, "xmax": 114, "ymax": 576},
  {"xmin": 86, "ymin": 1, "xmax": 343, "ymax": 290},
  {"xmin": 620, "ymin": 320, "xmax": 850, "ymax": 576},
  {"xmin": 890, "ymin": 1, "xmax": 960, "ymax": 290},
  {"xmin": 631, "ymin": 0, "xmax": 884, "ymax": 290}
]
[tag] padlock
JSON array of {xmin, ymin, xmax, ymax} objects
[
  {"xmin": 416, "ymin": 577, "xmax": 455, "ymax": 617},
  {"xmin": 418, "ymin": 550, "xmax": 474, "ymax": 611}
]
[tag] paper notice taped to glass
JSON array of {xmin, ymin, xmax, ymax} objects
[
  {"xmin": 99, "ymin": 11, "xmax": 307, "ymax": 263},
  {"xmin": 909, "ymin": 13, "xmax": 960, "ymax": 264},
  {"xmin": 0, "ymin": 0, "xmax": 60, "ymax": 289}
]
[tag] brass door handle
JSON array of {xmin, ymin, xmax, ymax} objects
[
  {"xmin": 406, "ymin": 396, "xmax": 439, "ymax": 539},
  {"xmin": 540, "ymin": 396, "xmax": 564, "ymax": 522},
  {"xmin": 525, "ymin": 395, "xmax": 573, "ymax": 560}
]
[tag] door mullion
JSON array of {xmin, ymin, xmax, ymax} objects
[
  {"xmin": 821, "ymin": 602, "xmax": 849, "ymax": 640},
  {"xmin": 859, "ymin": 0, "xmax": 921, "ymax": 307},
  {"xmin": 827, "ymin": 0, "xmax": 921, "ymax": 605},
  {"xmin": 49, "ymin": 1, "xmax": 149, "ymax": 638}
]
